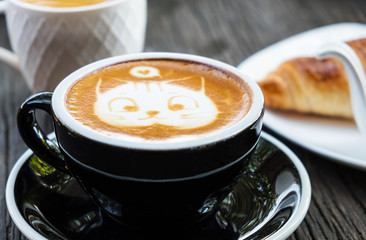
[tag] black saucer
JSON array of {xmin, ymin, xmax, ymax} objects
[{"xmin": 6, "ymin": 132, "xmax": 311, "ymax": 240}]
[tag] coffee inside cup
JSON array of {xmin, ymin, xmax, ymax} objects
[
  {"xmin": 65, "ymin": 59, "xmax": 253, "ymax": 142},
  {"xmin": 19, "ymin": 0, "xmax": 111, "ymax": 7}
]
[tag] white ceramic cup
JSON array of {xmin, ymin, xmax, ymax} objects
[
  {"xmin": 317, "ymin": 41, "xmax": 366, "ymax": 136},
  {"xmin": 0, "ymin": 0, "xmax": 147, "ymax": 92}
]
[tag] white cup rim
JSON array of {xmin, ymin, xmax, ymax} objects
[
  {"xmin": 9, "ymin": 0, "xmax": 129, "ymax": 13},
  {"xmin": 52, "ymin": 52, "xmax": 264, "ymax": 150}
]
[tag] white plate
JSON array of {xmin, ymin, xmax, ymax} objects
[{"xmin": 238, "ymin": 22, "xmax": 366, "ymax": 170}]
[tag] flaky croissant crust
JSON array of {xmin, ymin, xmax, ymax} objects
[{"xmin": 258, "ymin": 38, "xmax": 366, "ymax": 119}]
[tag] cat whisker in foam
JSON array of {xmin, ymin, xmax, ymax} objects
[
  {"xmin": 138, "ymin": 116, "xmax": 168, "ymax": 120},
  {"xmin": 182, "ymin": 112, "xmax": 218, "ymax": 119}
]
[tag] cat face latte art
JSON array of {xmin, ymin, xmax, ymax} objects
[
  {"xmin": 66, "ymin": 59, "xmax": 252, "ymax": 141},
  {"xmin": 94, "ymin": 72, "xmax": 218, "ymax": 129}
]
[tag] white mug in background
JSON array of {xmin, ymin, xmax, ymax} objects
[
  {"xmin": 0, "ymin": 0, "xmax": 147, "ymax": 92},
  {"xmin": 317, "ymin": 41, "xmax": 366, "ymax": 136}
]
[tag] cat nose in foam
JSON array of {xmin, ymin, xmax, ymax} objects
[{"xmin": 146, "ymin": 110, "xmax": 160, "ymax": 116}]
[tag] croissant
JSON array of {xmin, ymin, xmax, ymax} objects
[{"xmin": 258, "ymin": 38, "xmax": 366, "ymax": 119}]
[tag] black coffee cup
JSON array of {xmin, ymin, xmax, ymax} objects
[{"xmin": 17, "ymin": 53, "xmax": 264, "ymax": 229}]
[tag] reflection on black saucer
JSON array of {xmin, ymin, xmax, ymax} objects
[{"xmin": 14, "ymin": 137, "xmax": 302, "ymax": 240}]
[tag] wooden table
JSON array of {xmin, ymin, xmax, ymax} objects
[{"xmin": 1, "ymin": 0, "xmax": 366, "ymax": 239}]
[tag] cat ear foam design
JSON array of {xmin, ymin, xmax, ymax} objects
[
  {"xmin": 96, "ymin": 77, "xmax": 129, "ymax": 96},
  {"xmin": 165, "ymin": 76, "xmax": 206, "ymax": 93},
  {"xmin": 96, "ymin": 78, "xmax": 103, "ymax": 97}
]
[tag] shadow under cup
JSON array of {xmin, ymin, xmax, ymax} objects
[{"xmin": 17, "ymin": 53, "xmax": 264, "ymax": 230}]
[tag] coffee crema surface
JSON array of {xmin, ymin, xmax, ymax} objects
[
  {"xmin": 20, "ymin": 0, "xmax": 111, "ymax": 7},
  {"xmin": 65, "ymin": 59, "xmax": 252, "ymax": 142}
]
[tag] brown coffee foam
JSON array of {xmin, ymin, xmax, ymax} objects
[
  {"xmin": 66, "ymin": 59, "xmax": 252, "ymax": 141},
  {"xmin": 21, "ymin": 0, "xmax": 109, "ymax": 7}
]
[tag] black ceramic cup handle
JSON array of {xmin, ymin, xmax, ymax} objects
[{"xmin": 17, "ymin": 92, "xmax": 68, "ymax": 173}]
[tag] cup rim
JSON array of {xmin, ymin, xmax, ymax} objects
[
  {"xmin": 52, "ymin": 52, "xmax": 264, "ymax": 150},
  {"xmin": 9, "ymin": 0, "xmax": 129, "ymax": 13}
]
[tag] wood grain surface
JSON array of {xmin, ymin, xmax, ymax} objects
[{"xmin": 1, "ymin": 0, "xmax": 366, "ymax": 239}]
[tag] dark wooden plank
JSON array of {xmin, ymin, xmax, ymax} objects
[
  {"xmin": 284, "ymin": 142, "xmax": 366, "ymax": 240},
  {"xmin": 0, "ymin": 10, "xmax": 31, "ymax": 240},
  {"xmin": 0, "ymin": 63, "xmax": 29, "ymax": 240},
  {"xmin": 146, "ymin": 0, "xmax": 366, "ymax": 66},
  {"xmin": 0, "ymin": 13, "xmax": 13, "ymax": 240}
]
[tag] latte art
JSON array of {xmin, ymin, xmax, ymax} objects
[
  {"xmin": 94, "ymin": 73, "xmax": 219, "ymax": 129},
  {"xmin": 66, "ymin": 59, "xmax": 252, "ymax": 141}
]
